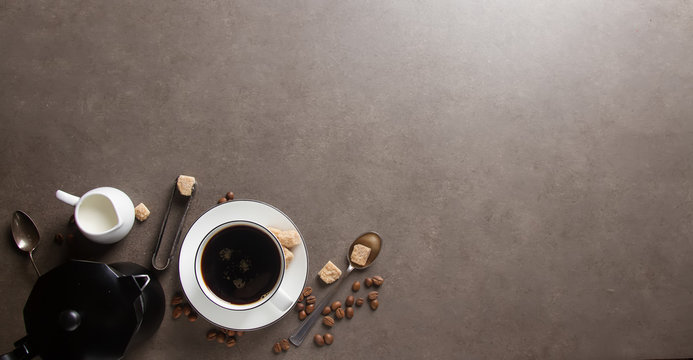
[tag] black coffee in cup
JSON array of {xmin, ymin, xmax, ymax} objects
[{"xmin": 200, "ymin": 224, "xmax": 282, "ymax": 305}]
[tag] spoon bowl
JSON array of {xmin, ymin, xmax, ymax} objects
[
  {"xmin": 347, "ymin": 231, "xmax": 382, "ymax": 269},
  {"xmin": 11, "ymin": 210, "xmax": 41, "ymax": 276},
  {"xmin": 289, "ymin": 231, "xmax": 382, "ymax": 346}
]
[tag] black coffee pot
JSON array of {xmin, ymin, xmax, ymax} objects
[{"xmin": 0, "ymin": 260, "xmax": 165, "ymax": 360}]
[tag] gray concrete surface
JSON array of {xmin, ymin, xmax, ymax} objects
[{"xmin": 1, "ymin": 1, "xmax": 693, "ymax": 359}]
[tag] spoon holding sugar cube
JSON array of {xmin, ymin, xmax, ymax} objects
[{"xmin": 289, "ymin": 231, "xmax": 382, "ymax": 346}]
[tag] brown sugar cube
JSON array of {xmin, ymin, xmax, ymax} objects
[
  {"xmin": 176, "ymin": 175, "xmax": 196, "ymax": 196},
  {"xmin": 282, "ymin": 246, "xmax": 294, "ymax": 267},
  {"xmin": 268, "ymin": 227, "xmax": 301, "ymax": 248},
  {"xmin": 350, "ymin": 244, "xmax": 371, "ymax": 267},
  {"xmin": 318, "ymin": 261, "xmax": 342, "ymax": 284},
  {"xmin": 134, "ymin": 203, "xmax": 151, "ymax": 221}
]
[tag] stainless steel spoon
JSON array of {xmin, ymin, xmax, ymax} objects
[
  {"xmin": 11, "ymin": 211, "xmax": 41, "ymax": 276},
  {"xmin": 289, "ymin": 231, "xmax": 382, "ymax": 346}
]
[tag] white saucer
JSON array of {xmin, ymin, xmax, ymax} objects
[{"xmin": 179, "ymin": 200, "xmax": 308, "ymax": 330}]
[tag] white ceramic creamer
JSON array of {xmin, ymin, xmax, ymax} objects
[{"xmin": 56, "ymin": 187, "xmax": 135, "ymax": 244}]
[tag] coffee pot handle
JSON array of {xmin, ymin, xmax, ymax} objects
[{"xmin": 0, "ymin": 337, "xmax": 35, "ymax": 360}]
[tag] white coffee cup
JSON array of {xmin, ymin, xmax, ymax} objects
[{"xmin": 56, "ymin": 187, "xmax": 135, "ymax": 244}]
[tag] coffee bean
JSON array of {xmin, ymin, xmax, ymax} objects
[
  {"xmin": 298, "ymin": 294, "xmax": 304, "ymax": 302},
  {"xmin": 346, "ymin": 307, "xmax": 354, "ymax": 319},
  {"xmin": 225, "ymin": 192, "xmax": 235, "ymax": 200},
  {"xmin": 187, "ymin": 312, "xmax": 198, "ymax": 322},
  {"xmin": 306, "ymin": 295, "xmax": 317, "ymax": 305},
  {"xmin": 370, "ymin": 299, "xmax": 379, "ymax": 310},
  {"xmin": 368, "ymin": 291, "xmax": 379, "ymax": 301},
  {"xmin": 236, "ymin": 331, "xmax": 245, "ymax": 337},
  {"xmin": 295, "ymin": 302, "xmax": 305, "ymax": 312},
  {"xmin": 356, "ymin": 298, "xmax": 365, "ymax": 307},
  {"xmin": 183, "ymin": 304, "xmax": 192, "ymax": 316},
  {"xmin": 352, "ymin": 281, "xmax": 361, "ymax": 292},
  {"xmin": 206, "ymin": 329, "xmax": 218, "ymax": 341},
  {"xmin": 330, "ymin": 301, "xmax": 342, "ymax": 311},
  {"xmin": 172, "ymin": 305, "xmax": 183, "ymax": 319},
  {"xmin": 280, "ymin": 338, "xmax": 290, "ymax": 351},
  {"xmin": 373, "ymin": 275, "xmax": 384, "ymax": 287},
  {"xmin": 364, "ymin": 277, "xmax": 373, "ymax": 287},
  {"xmin": 171, "ymin": 295, "xmax": 184, "ymax": 306},
  {"xmin": 314, "ymin": 334, "xmax": 325, "ymax": 346},
  {"xmin": 299, "ymin": 310, "xmax": 307, "ymax": 320},
  {"xmin": 324, "ymin": 333, "xmax": 334, "ymax": 345},
  {"xmin": 225, "ymin": 337, "xmax": 236, "ymax": 348},
  {"xmin": 345, "ymin": 295, "xmax": 355, "ymax": 307},
  {"xmin": 302, "ymin": 286, "xmax": 313, "ymax": 297},
  {"xmin": 335, "ymin": 307, "xmax": 345, "ymax": 320},
  {"xmin": 323, "ymin": 316, "xmax": 335, "ymax": 327},
  {"xmin": 217, "ymin": 197, "xmax": 227, "ymax": 204},
  {"xmin": 226, "ymin": 329, "xmax": 236, "ymax": 336},
  {"xmin": 306, "ymin": 304, "xmax": 315, "ymax": 314},
  {"xmin": 216, "ymin": 332, "xmax": 226, "ymax": 344},
  {"xmin": 322, "ymin": 306, "xmax": 331, "ymax": 315},
  {"xmin": 54, "ymin": 233, "xmax": 64, "ymax": 244},
  {"xmin": 273, "ymin": 342, "xmax": 282, "ymax": 354}
]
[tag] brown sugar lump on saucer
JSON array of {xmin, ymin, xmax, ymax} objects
[
  {"xmin": 318, "ymin": 261, "xmax": 342, "ymax": 284},
  {"xmin": 268, "ymin": 227, "xmax": 301, "ymax": 248},
  {"xmin": 176, "ymin": 175, "xmax": 196, "ymax": 196},
  {"xmin": 282, "ymin": 246, "xmax": 294, "ymax": 267},
  {"xmin": 350, "ymin": 244, "xmax": 371, "ymax": 267},
  {"xmin": 134, "ymin": 203, "xmax": 151, "ymax": 221}
]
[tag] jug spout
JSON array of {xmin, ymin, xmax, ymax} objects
[{"xmin": 56, "ymin": 190, "xmax": 80, "ymax": 206}]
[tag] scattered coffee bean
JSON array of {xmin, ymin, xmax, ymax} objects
[
  {"xmin": 295, "ymin": 302, "xmax": 305, "ymax": 312},
  {"xmin": 346, "ymin": 307, "xmax": 354, "ymax": 319},
  {"xmin": 302, "ymin": 286, "xmax": 313, "ymax": 297},
  {"xmin": 365, "ymin": 277, "xmax": 373, "ymax": 287},
  {"xmin": 330, "ymin": 301, "xmax": 342, "ymax": 311},
  {"xmin": 225, "ymin": 337, "xmax": 236, "ymax": 348},
  {"xmin": 217, "ymin": 197, "xmax": 227, "ymax": 204},
  {"xmin": 323, "ymin": 316, "xmax": 335, "ymax": 327},
  {"xmin": 370, "ymin": 299, "xmax": 379, "ymax": 310},
  {"xmin": 236, "ymin": 331, "xmax": 245, "ymax": 337},
  {"xmin": 356, "ymin": 298, "xmax": 365, "ymax": 307},
  {"xmin": 306, "ymin": 295, "xmax": 317, "ymax": 304},
  {"xmin": 226, "ymin": 329, "xmax": 236, "ymax": 337},
  {"xmin": 54, "ymin": 233, "xmax": 64, "ymax": 244},
  {"xmin": 368, "ymin": 291, "xmax": 379, "ymax": 301},
  {"xmin": 216, "ymin": 332, "xmax": 226, "ymax": 344},
  {"xmin": 225, "ymin": 192, "xmax": 235, "ymax": 200},
  {"xmin": 280, "ymin": 338, "xmax": 290, "ymax": 351},
  {"xmin": 373, "ymin": 275, "xmax": 384, "ymax": 287},
  {"xmin": 172, "ymin": 305, "xmax": 183, "ymax": 319},
  {"xmin": 306, "ymin": 304, "xmax": 315, "ymax": 314},
  {"xmin": 273, "ymin": 342, "xmax": 282, "ymax": 354},
  {"xmin": 187, "ymin": 312, "xmax": 198, "ymax": 322},
  {"xmin": 171, "ymin": 295, "xmax": 184, "ymax": 306},
  {"xmin": 183, "ymin": 304, "xmax": 192, "ymax": 316},
  {"xmin": 345, "ymin": 295, "xmax": 355, "ymax": 307},
  {"xmin": 206, "ymin": 329, "xmax": 218, "ymax": 341},
  {"xmin": 314, "ymin": 334, "xmax": 325, "ymax": 346},
  {"xmin": 322, "ymin": 306, "xmax": 331, "ymax": 315},
  {"xmin": 335, "ymin": 307, "xmax": 345, "ymax": 319},
  {"xmin": 324, "ymin": 333, "xmax": 334, "ymax": 345},
  {"xmin": 299, "ymin": 310, "xmax": 307, "ymax": 320},
  {"xmin": 352, "ymin": 281, "xmax": 361, "ymax": 292},
  {"xmin": 298, "ymin": 293, "xmax": 304, "ymax": 302}
]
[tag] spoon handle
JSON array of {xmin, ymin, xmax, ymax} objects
[
  {"xmin": 28, "ymin": 251, "xmax": 40, "ymax": 276},
  {"xmin": 289, "ymin": 265, "xmax": 353, "ymax": 346}
]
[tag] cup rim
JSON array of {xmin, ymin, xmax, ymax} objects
[{"xmin": 194, "ymin": 220, "xmax": 285, "ymax": 311}]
